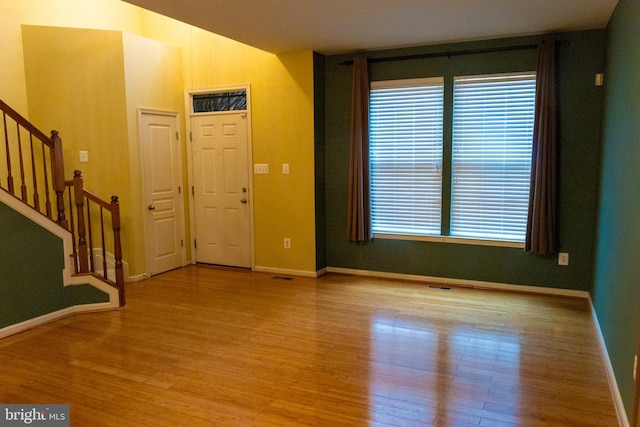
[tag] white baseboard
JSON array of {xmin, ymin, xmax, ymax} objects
[
  {"xmin": 326, "ymin": 266, "xmax": 589, "ymax": 298},
  {"xmin": 588, "ymin": 296, "xmax": 631, "ymax": 427},
  {"xmin": 126, "ymin": 273, "xmax": 148, "ymax": 282},
  {"xmin": 1, "ymin": 191, "xmax": 122, "ymax": 338},
  {"xmin": 0, "ymin": 301, "xmax": 119, "ymax": 340},
  {"xmin": 90, "ymin": 247, "xmax": 134, "ymax": 282},
  {"xmin": 252, "ymin": 265, "xmax": 320, "ymax": 278}
]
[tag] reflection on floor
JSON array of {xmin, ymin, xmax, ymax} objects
[{"xmin": 0, "ymin": 266, "xmax": 618, "ymax": 426}]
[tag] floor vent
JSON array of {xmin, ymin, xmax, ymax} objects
[
  {"xmin": 273, "ymin": 276, "xmax": 294, "ymax": 281},
  {"xmin": 428, "ymin": 285, "xmax": 452, "ymax": 290}
]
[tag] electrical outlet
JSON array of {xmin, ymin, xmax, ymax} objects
[
  {"xmin": 558, "ymin": 252, "xmax": 569, "ymax": 266},
  {"xmin": 284, "ymin": 238, "xmax": 291, "ymax": 249},
  {"xmin": 282, "ymin": 163, "xmax": 290, "ymax": 174}
]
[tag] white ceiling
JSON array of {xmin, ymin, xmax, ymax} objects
[{"xmin": 122, "ymin": 0, "xmax": 618, "ymax": 54}]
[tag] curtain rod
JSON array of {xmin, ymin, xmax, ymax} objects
[{"xmin": 339, "ymin": 40, "xmax": 568, "ymax": 65}]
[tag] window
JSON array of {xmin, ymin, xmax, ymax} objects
[
  {"xmin": 370, "ymin": 78, "xmax": 444, "ymax": 236},
  {"xmin": 451, "ymin": 73, "xmax": 536, "ymax": 241},
  {"xmin": 369, "ymin": 72, "xmax": 536, "ymax": 243},
  {"xmin": 192, "ymin": 91, "xmax": 247, "ymax": 113}
]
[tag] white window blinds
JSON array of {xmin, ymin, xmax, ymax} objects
[
  {"xmin": 369, "ymin": 78, "xmax": 444, "ymax": 236},
  {"xmin": 451, "ymin": 73, "xmax": 536, "ymax": 241}
]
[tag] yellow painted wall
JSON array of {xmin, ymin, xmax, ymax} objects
[
  {"xmin": 0, "ymin": 0, "xmax": 143, "ymax": 114},
  {"xmin": 3, "ymin": 0, "xmax": 318, "ymax": 276},
  {"xmin": 21, "ymin": 25, "xmax": 134, "ymax": 269},
  {"xmin": 122, "ymin": 32, "xmax": 185, "ymax": 273},
  {"xmin": 140, "ymin": 15, "xmax": 318, "ymax": 273}
]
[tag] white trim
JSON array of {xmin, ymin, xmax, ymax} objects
[
  {"xmin": 454, "ymin": 71, "xmax": 537, "ymax": 83},
  {"xmin": 127, "ymin": 273, "xmax": 148, "ymax": 282},
  {"xmin": 185, "ymin": 84, "xmax": 255, "ymax": 269},
  {"xmin": 326, "ymin": 266, "xmax": 589, "ymax": 298},
  {"xmin": 90, "ymin": 247, "xmax": 132, "ymax": 282},
  {"xmin": 0, "ymin": 302, "xmax": 119, "ymax": 340},
  {"xmin": 588, "ymin": 295, "xmax": 631, "ymax": 427},
  {"xmin": 253, "ymin": 265, "xmax": 319, "ymax": 278},
  {"xmin": 371, "ymin": 76, "xmax": 444, "ymax": 89},
  {"xmin": 374, "ymin": 233, "xmax": 524, "ymax": 248},
  {"xmin": 316, "ymin": 267, "xmax": 328, "ymax": 277},
  {"xmin": 0, "ymin": 190, "xmax": 120, "ymax": 310},
  {"xmin": 137, "ymin": 108, "xmax": 187, "ymax": 276}
]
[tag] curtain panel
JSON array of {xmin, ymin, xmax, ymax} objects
[
  {"xmin": 347, "ymin": 56, "xmax": 372, "ymax": 243},
  {"xmin": 525, "ymin": 39, "xmax": 557, "ymax": 255}
]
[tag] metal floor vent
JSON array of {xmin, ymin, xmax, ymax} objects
[
  {"xmin": 427, "ymin": 285, "xmax": 452, "ymax": 291},
  {"xmin": 273, "ymin": 276, "xmax": 294, "ymax": 281}
]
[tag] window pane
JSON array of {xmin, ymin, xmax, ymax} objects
[
  {"xmin": 193, "ymin": 91, "xmax": 247, "ymax": 113},
  {"xmin": 370, "ymin": 79, "xmax": 444, "ymax": 236},
  {"xmin": 451, "ymin": 73, "xmax": 536, "ymax": 241}
]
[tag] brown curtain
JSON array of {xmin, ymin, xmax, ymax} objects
[
  {"xmin": 525, "ymin": 39, "xmax": 557, "ymax": 255},
  {"xmin": 347, "ymin": 56, "xmax": 372, "ymax": 243}
]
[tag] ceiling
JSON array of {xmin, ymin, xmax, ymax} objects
[{"xmin": 122, "ymin": 0, "xmax": 618, "ymax": 55}]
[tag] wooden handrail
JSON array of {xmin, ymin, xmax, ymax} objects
[
  {"xmin": 0, "ymin": 99, "xmax": 53, "ymax": 146},
  {"xmin": 1, "ymin": 100, "xmax": 67, "ymax": 229},
  {"xmin": 65, "ymin": 171, "xmax": 125, "ymax": 307},
  {"xmin": 1, "ymin": 98, "xmax": 125, "ymax": 307}
]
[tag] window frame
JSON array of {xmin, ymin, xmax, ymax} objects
[
  {"xmin": 369, "ymin": 77, "xmax": 445, "ymax": 238},
  {"xmin": 369, "ymin": 72, "xmax": 536, "ymax": 248}
]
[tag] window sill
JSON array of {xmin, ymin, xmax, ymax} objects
[{"xmin": 373, "ymin": 233, "xmax": 525, "ymax": 248}]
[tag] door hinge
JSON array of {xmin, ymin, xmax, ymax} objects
[
  {"xmin": 189, "ymin": 131, "xmax": 193, "ymax": 142},
  {"xmin": 194, "ymin": 239, "xmax": 197, "ymax": 248},
  {"xmin": 176, "ymin": 131, "xmax": 179, "ymax": 140},
  {"xmin": 178, "ymin": 186, "xmax": 182, "ymax": 194},
  {"xmin": 181, "ymin": 239, "xmax": 184, "ymax": 247},
  {"xmin": 191, "ymin": 186, "xmax": 195, "ymax": 196}
]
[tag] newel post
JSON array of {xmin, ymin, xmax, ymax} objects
[
  {"xmin": 73, "ymin": 170, "xmax": 89, "ymax": 273},
  {"xmin": 50, "ymin": 130, "xmax": 68, "ymax": 229},
  {"xmin": 111, "ymin": 195, "xmax": 126, "ymax": 307}
]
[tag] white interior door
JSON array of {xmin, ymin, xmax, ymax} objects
[
  {"xmin": 191, "ymin": 112, "xmax": 251, "ymax": 268},
  {"xmin": 140, "ymin": 111, "xmax": 184, "ymax": 275}
]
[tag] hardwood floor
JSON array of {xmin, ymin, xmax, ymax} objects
[{"xmin": 0, "ymin": 266, "xmax": 618, "ymax": 426}]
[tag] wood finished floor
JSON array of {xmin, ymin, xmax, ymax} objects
[{"xmin": 0, "ymin": 266, "xmax": 618, "ymax": 426}]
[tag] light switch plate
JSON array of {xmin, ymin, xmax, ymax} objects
[
  {"xmin": 254, "ymin": 164, "xmax": 269, "ymax": 174},
  {"xmin": 79, "ymin": 150, "xmax": 89, "ymax": 163}
]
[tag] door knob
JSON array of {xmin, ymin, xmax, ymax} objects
[
  {"xmin": 240, "ymin": 198, "xmax": 248, "ymax": 204},
  {"xmin": 148, "ymin": 204, "xmax": 156, "ymax": 210}
]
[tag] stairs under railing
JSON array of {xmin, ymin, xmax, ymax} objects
[{"xmin": 1, "ymin": 98, "xmax": 125, "ymax": 307}]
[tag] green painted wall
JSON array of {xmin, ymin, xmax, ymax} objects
[
  {"xmin": 0, "ymin": 201, "xmax": 109, "ymax": 328},
  {"xmin": 593, "ymin": 0, "xmax": 640, "ymax": 419},
  {"xmin": 324, "ymin": 30, "xmax": 606, "ymax": 290}
]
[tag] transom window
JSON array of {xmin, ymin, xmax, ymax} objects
[{"xmin": 192, "ymin": 90, "xmax": 247, "ymax": 113}]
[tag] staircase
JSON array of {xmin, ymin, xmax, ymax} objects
[{"xmin": 0, "ymin": 98, "xmax": 125, "ymax": 307}]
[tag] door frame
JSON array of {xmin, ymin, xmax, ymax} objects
[
  {"xmin": 184, "ymin": 84, "xmax": 255, "ymax": 268},
  {"xmin": 138, "ymin": 108, "xmax": 187, "ymax": 275}
]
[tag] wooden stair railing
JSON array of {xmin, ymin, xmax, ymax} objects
[
  {"xmin": 1, "ymin": 98, "xmax": 125, "ymax": 307},
  {"xmin": 65, "ymin": 171, "xmax": 125, "ymax": 307},
  {"xmin": 1, "ymin": 99, "xmax": 67, "ymax": 228}
]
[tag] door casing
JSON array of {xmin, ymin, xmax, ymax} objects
[
  {"xmin": 185, "ymin": 85, "xmax": 254, "ymax": 268},
  {"xmin": 138, "ymin": 108, "xmax": 186, "ymax": 276}
]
